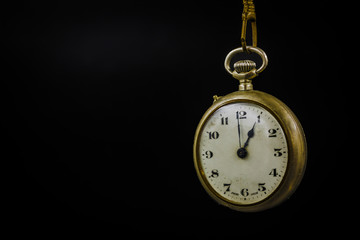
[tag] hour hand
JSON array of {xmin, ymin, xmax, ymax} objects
[{"xmin": 243, "ymin": 122, "xmax": 256, "ymax": 148}]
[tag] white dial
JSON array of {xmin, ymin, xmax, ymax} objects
[{"xmin": 199, "ymin": 102, "xmax": 288, "ymax": 205}]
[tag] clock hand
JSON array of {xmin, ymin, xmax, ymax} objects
[
  {"xmin": 236, "ymin": 112, "xmax": 242, "ymax": 148},
  {"xmin": 236, "ymin": 111, "xmax": 248, "ymax": 159},
  {"xmin": 243, "ymin": 122, "xmax": 256, "ymax": 148}
]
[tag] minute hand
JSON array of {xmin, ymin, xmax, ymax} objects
[
  {"xmin": 243, "ymin": 122, "xmax": 256, "ymax": 148},
  {"xmin": 236, "ymin": 112, "xmax": 242, "ymax": 148}
]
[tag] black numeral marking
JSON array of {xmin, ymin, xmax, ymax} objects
[
  {"xmin": 268, "ymin": 128, "xmax": 278, "ymax": 137},
  {"xmin": 258, "ymin": 183, "xmax": 266, "ymax": 192},
  {"xmin": 274, "ymin": 148, "xmax": 283, "ymax": 157},
  {"xmin": 209, "ymin": 169, "xmax": 219, "ymax": 178},
  {"xmin": 223, "ymin": 183, "xmax": 231, "ymax": 194},
  {"xmin": 269, "ymin": 168, "xmax": 278, "ymax": 177},
  {"xmin": 236, "ymin": 111, "xmax": 247, "ymax": 119},
  {"xmin": 204, "ymin": 150, "xmax": 213, "ymax": 159},
  {"xmin": 220, "ymin": 114, "xmax": 228, "ymax": 125},
  {"xmin": 240, "ymin": 188, "xmax": 249, "ymax": 197},
  {"xmin": 207, "ymin": 131, "xmax": 219, "ymax": 139}
]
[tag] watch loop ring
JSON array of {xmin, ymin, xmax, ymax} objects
[{"xmin": 224, "ymin": 46, "xmax": 268, "ymax": 76}]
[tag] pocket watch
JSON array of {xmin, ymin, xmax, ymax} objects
[
  {"xmin": 193, "ymin": 1, "xmax": 306, "ymax": 212},
  {"xmin": 193, "ymin": 46, "xmax": 307, "ymax": 212}
]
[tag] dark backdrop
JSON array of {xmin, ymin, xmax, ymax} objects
[{"xmin": 4, "ymin": 0, "xmax": 347, "ymax": 235}]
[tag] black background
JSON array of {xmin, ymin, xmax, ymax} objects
[{"xmin": 4, "ymin": 0, "xmax": 349, "ymax": 236}]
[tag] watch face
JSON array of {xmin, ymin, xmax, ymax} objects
[{"xmin": 198, "ymin": 102, "xmax": 288, "ymax": 205}]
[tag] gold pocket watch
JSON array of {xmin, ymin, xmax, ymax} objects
[{"xmin": 193, "ymin": 0, "xmax": 307, "ymax": 212}]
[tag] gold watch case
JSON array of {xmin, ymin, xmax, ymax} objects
[{"xmin": 193, "ymin": 90, "xmax": 307, "ymax": 212}]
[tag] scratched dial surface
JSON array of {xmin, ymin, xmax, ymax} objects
[{"xmin": 198, "ymin": 102, "xmax": 288, "ymax": 205}]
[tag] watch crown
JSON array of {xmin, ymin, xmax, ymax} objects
[
  {"xmin": 234, "ymin": 60, "xmax": 255, "ymax": 91},
  {"xmin": 234, "ymin": 60, "xmax": 256, "ymax": 73}
]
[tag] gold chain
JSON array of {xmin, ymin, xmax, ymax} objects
[{"xmin": 241, "ymin": 0, "xmax": 257, "ymax": 53}]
